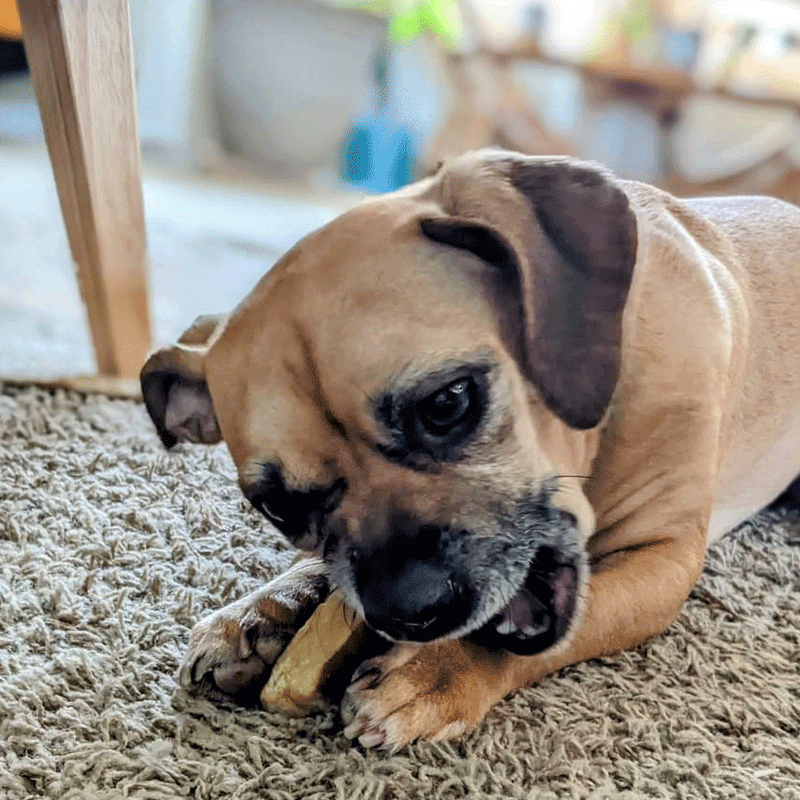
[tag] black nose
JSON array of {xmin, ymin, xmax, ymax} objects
[{"xmin": 355, "ymin": 553, "xmax": 470, "ymax": 642}]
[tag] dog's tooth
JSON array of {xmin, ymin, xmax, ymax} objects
[
  {"xmin": 521, "ymin": 624, "xmax": 546, "ymax": 638},
  {"xmin": 495, "ymin": 619, "xmax": 516, "ymax": 636}
]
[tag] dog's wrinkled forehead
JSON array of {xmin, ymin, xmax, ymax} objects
[{"xmin": 203, "ymin": 195, "xmax": 508, "ymax": 471}]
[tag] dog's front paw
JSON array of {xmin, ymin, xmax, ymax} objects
[
  {"xmin": 179, "ymin": 558, "xmax": 328, "ymax": 704},
  {"xmin": 179, "ymin": 596, "xmax": 298, "ymax": 704},
  {"xmin": 341, "ymin": 639, "xmax": 508, "ymax": 749}
]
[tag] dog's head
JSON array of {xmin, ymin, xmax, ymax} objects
[{"xmin": 141, "ymin": 150, "xmax": 637, "ymax": 656}]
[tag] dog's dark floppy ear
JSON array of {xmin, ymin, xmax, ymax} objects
[
  {"xmin": 139, "ymin": 314, "xmax": 225, "ymax": 448},
  {"xmin": 420, "ymin": 153, "xmax": 637, "ymax": 429}
]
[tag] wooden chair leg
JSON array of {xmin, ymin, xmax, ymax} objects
[{"xmin": 18, "ymin": 0, "xmax": 151, "ymax": 379}]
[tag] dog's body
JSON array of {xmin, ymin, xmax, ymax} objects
[{"xmin": 141, "ymin": 150, "xmax": 800, "ymax": 749}]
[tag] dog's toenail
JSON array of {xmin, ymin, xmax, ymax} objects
[
  {"xmin": 343, "ymin": 712, "xmax": 371, "ymax": 740},
  {"xmin": 358, "ymin": 729, "xmax": 386, "ymax": 748},
  {"xmin": 190, "ymin": 658, "xmax": 207, "ymax": 686},
  {"xmin": 238, "ymin": 629, "xmax": 253, "ymax": 659},
  {"xmin": 341, "ymin": 695, "xmax": 357, "ymax": 725}
]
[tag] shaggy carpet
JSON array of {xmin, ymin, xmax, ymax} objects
[{"xmin": 1, "ymin": 385, "xmax": 799, "ymax": 799}]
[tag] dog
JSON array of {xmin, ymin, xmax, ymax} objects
[{"xmin": 140, "ymin": 149, "xmax": 800, "ymax": 750}]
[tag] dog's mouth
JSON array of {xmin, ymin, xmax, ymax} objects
[{"xmin": 467, "ymin": 546, "xmax": 581, "ymax": 656}]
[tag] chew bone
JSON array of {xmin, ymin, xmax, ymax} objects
[{"xmin": 260, "ymin": 593, "xmax": 386, "ymax": 715}]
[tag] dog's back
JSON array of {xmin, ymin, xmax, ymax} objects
[
  {"xmin": 669, "ymin": 194, "xmax": 800, "ymax": 536},
  {"xmin": 698, "ymin": 196, "xmax": 800, "ymax": 534}
]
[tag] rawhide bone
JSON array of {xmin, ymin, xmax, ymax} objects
[{"xmin": 261, "ymin": 593, "xmax": 389, "ymax": 715}]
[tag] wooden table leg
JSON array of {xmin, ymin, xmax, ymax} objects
[{"xmin": 18, "ymin": 0, "xmax": 151, "ymax": 379}]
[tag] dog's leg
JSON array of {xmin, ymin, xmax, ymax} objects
[
  {"xmin": 179, "ymin": 554, "xmax": 329, "ymax": 704},
  {"xmin": 342, "ymin": 526, "xmax": 706, "ymax": 749}
]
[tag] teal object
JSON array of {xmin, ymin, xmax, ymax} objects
[{"xmin": 341, "ymin": 42, "xmax": 416, "ymax": 193}]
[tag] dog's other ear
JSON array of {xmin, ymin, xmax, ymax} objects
[
  {"xmin": 421, "ymin": 152, "xmax": 637, "ymax": 429},
  {"xmin": 140, "ymin": 314, "xmax": 226, "ymax": 448}
]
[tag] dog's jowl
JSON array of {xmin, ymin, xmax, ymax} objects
[{"xmin": 141, "ymin": 149, "xmax": 800, "ymax": 749}]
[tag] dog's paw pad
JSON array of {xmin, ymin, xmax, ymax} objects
[{"xmin": 210, "ymin": 652, "xmax": 267, "ymax": 695}]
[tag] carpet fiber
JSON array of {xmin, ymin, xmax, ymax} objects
[{"xmin": 1, "ymin": 384, "xmax": 799, "ymax": 799}]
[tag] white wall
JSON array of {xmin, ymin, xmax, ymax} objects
[{"xmin": 129, "ymin": 0, "xmax": 209, "ymax": 162}]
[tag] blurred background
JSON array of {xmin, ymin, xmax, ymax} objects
[{"xmin": 4, "ymin": 0, "xmax": 800, "ymax": 378}]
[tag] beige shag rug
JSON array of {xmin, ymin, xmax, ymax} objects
[{"xmin": 1, "ymin": 384, "xmax": 799, "ymax": 800}]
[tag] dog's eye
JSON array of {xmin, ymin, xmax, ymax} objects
[
  {"xmin": 377, "ymin": 367, "xmax": 489, "ymax": 464},
  {"xmin": 417, "ymin": 377, "xmax": 476, "ymax": 436}
]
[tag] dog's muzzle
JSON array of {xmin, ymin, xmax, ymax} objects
[{"xmin": 352, "ymin": 525, "xmax": 580, "ymax": 655}]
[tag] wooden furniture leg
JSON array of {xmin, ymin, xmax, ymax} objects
[{"xmin": 18, "ymin": 0, "xmax": 151, "ymax": 379}]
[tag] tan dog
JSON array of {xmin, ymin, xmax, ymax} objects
[{"xmin": 141, "ymin": 149, "xmax": 800, "ymax": 749}]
